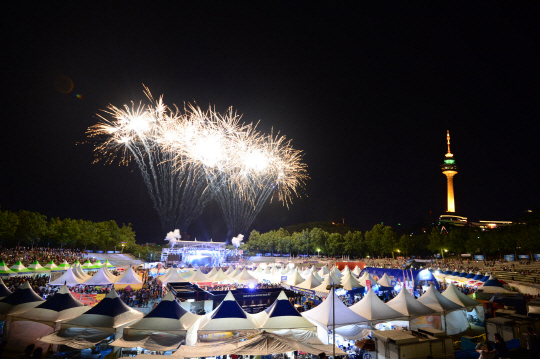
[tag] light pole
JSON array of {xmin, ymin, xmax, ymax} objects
[
  {"xmin": 327, "ymin": 284, "xmax": 344, "ymax": 359},
  {"xmin": 317, "ymin": 248, "xmax": 320, "ymax": 258},
  {"xmin": 121, "ymin": 243, "xmax": 125, "ymax": 254}
]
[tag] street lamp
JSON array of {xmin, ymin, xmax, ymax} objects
[
  {"xmin": 317, "ymin": 248, "xmax": 320, "ymax": 257},
  {"xmin": 121, "ymin": 243, "xmax": 125, "ymax": 254},
  {"xmin": 326, "ymin": 284, "xmax": 344, "ymax": 359}
]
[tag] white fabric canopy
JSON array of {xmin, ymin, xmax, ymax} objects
[
  {"xmin": 312, "ymin": 273, "xmax": 341, "ymax": 293},
  {"xmin": 110, "ymin": 291, "xmax": 199, "ymax": 351},
  {"xmin": 49, "ymin": 268, "xmax": 83, "ymax": 286},
  {"xmin": 349, "ymin": 288, "xmax": 404, "ymax": 322},
  {"xmin": 114, "ymin": 267, "xmax": 143, "ymax": 285},
  {"xmin": 254, "ymin": 291, "xmax": 316, "ymax": 331},
  {"xmin": 187, "ymin": 270, "xmax": 210, "ymax": 283},
  {"xmin": 59, "ymin": 288, "xmax": 143, "ymax": 333},
  {"xmin": 208, "ymin": 269, "xmax": 234, "ymax": 283},
  {"xmin": 417, "ymin": 284, "xmax": 464, "ymax": 312},
  {"xmin": 340, "ymin": 273, "xmax": 363, "ymax": 291},
  {"xmin": 194, "ymin": 291, "xmax": 259, "ymax": 333},
  {"xmin": 82, "ymin": 267, "xmax": 115, "ymax": 286},
  {"xmin": 386, "ymin": 287, "xmax": 436, "ymax": 318},
  {"xmin": 296, "ymin": 272, "xmax": 322, "ymax": 290},
  {"xmin": 286, "ymin": 269, "xmax": 305, "ymax": 286},
  {"xmin": 442, "ymin": 283, "xmax": 481, "ymax": 307},
  {"xmin": 302, "ymin": 289, "xmax": 368, "ymax": 330},
  {"xmin": 135, "ymin": 331, "xmax": 345, "ymax": 359},
  {"xmin": 377, "ymin": 273, "xmax": 393, "ymax": 287},
  {"xmin": 234, "ymin": 269, "xmax": 258, "ymax": 285}
]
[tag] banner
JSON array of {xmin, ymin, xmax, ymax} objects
[
  {"xmin": 290, "ymin": 286, "xmax": 315, "ymax": 296},
  {"xmin": 365, "ymin": 280, "xmax": 371, "ymax": 288},
  {"xmin": 461, "ymin": 254, "xmax": 471, "ymax": 257},
  {"xmin": 534, "ymin": 254, "xmax": 540, "ymax": 261},
  {"xmin": 504, "ymin": 254, "xmax": 515, "ymax": 261},
  {"xmin": 435, "ymin": 254, "xmax": 441, "ymax": 259},
  {"xmin": 474, "ymin": 255, "xmax": 485, "ymax": 260},
  {"xmin": 519, "ymin": 255, "xmax": 530, "ymax": 259},
  {"xmin": 415, "ymin": 259, "xmax": 433, "ymax": 263}
]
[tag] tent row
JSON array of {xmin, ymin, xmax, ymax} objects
[
  {"xmin": 0, "ymin": 259, "xmax": 116, "ymax": 276},
  {"xmin": 48, "ymin": 265, "xmax": 143, "ymax": 289}
]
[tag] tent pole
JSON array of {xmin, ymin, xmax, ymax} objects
[{"xmin": 333, "ymin": 287, "xmax": 336, "ymax": 359}]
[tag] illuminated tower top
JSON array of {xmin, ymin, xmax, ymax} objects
[
  {"xmin": 441, "ymin": 130, "xmax": 457, "ymax": 212},
  {"xmin": 445, "ymin": 130, "xmax": 453, "ymax": 158}
]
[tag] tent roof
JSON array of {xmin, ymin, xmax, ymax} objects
[
  {"xmin": 302, "ymin": 289, "xmax": 368, "ymax": 329},
  {"xmin": 57, "ymin": 260, "xmax": 71, "ymax": 269},
  {"xmin": 340, "ymin": 273, "xmax": 364, "ymax": 291},
  {"xmin": 186, "ymin": 270, "xmax": 210, "ymax": 283},
  {"xmin": 358, "ymin": 273, "xmax": 377, "ymax": 287},
  {"xmin": 43, "ymin": 261, "xmax": 59, "ymax": 270},
  {"xmin": 416, "ymin": 284, "xmax": 464, "ymax": 312},
  {"xmin": 0, "ymin": 278, "xmax": 12, "ymax": 298},
  {"xmin": 296, "ymin": 272, "xmax": 322, "ymax": 290},
  {"xmin": 128, "ymin": 291, "xmax": 199, "ymax": 331},
  {"xmin": 0, "ymin": 281, "xmax": 44, "ymax": 307},
  {"xmin": 136, "ymin": 331, "xmax": 344, "ymax": 359},
  {"xmin": 82, "ymin": 267, "xmax": 115, "ymax": 286},
  {"xmin": 386, "ymin": 287, "xmax": 437, "ymax": 317},
  {"xmin": 442, "ymin": 283, "xmax": 481, "ymax": 307},
  {"xmin": 377, "ymin": 273, "xmax": 393, "ymax": 287},
  {"xmin": 208, "ymin": 269, "xmax": 234, "ymax": 283},
  {"xmin": 312, "ymin": 273, "xmax": 341, "ymax": 293},
  {"xmin": 115, "ymin": 267, "xmax": 143, "ymax": 285},
  {"xmin": 198, "ymin": 291, "xmax": 258, "ymax": 332},
  {"xmin": 480, "ymin": 275, "xmax": 505, "ymax": 288},
  {"xmin": 14, "ymin": 285, "xmax": 90, "ymax": 323},
  {"xmin": 255, "ymin": 291, "xmax": 316, "ymax": 330},
  {"xmin": 10, "ymin": 260, "xmax": 32, "ymax": 273},
  {"xmin": 49, "ymin": 268, "xmax": 84, "ymax": 286},
  {"xmin": 159, "ymin": 269, "xmax": 189, "ymax": 284},
  {"xmin": 207, "ymin": 267, "xmax": 218, "ymax": 277},
  {"xmin": 349, "ymin": 288, "xmax": 404, "ymax": 321},
  {"xmin": 64, "ymin": 289, "xmax": 143, "ymax": 330},
  {"xmin": 286, "ymin": 269, "xmax": 305, "ymax": 286},
  {"xmin": 234, "ymin": 269, "xmax": 258, "ymax": 284},
  {"xmin": 0, "ymin": 281, "xmax": 44, "ymax": 316}
]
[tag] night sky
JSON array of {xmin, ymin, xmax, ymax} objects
[{"xmin": 3, "ymin": 3, "xmax": 539, "ymax": 244}]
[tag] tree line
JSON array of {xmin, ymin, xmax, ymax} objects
[
  {"xmin": 0, "ymin": 208, "xmax": 138, "ymax": 253},
  {"xmin": 243, "ymin": 219, "xmax": 540, "ymax": 259}
]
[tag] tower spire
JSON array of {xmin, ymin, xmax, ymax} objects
[{"xmin": 445, "ymin": 130, "xmax": 453, "ymax": 157}]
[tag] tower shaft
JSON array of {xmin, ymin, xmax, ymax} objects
[
  {"xmin": 441, "ymin": 130, "xmax": 458, "ymax": 213},
  {"xmin": 445, "ymin": 171, "xmax": 457, "ymax": 212}
]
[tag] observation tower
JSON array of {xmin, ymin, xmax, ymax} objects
[{"xmin": 441, "ymin": 130, "xmax": 458, "ymax": 212}]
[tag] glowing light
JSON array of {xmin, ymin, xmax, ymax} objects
[{"xmin": 88, "ymin": 87, "xmax": 308, "ymax": 236}]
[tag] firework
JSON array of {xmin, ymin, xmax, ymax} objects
[{"xmin": 88, "ymin": 88, "xmax": 308, "ymax": 239}]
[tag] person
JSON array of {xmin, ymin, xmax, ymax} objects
[
  {"xmin": 475, "ymin": 343, "xmax": 496, "ymax": 359},
  {"xmin": 493, "ymin": 333, "xmax": 509, "ymax": 359},
  {"xmin": 31, "ymin": 347, "xmax": 42, "ymax": 359},
  {"xmin": 517, "ymin": 326, "xmax": 539, "ymax": 359},
  {"xmin": 22, "ymin": 344, "xmax": 35, "ymax": 359},
  {"xmin": 318, "ymin": 353, "xmax": 326, "ymax": 359}
]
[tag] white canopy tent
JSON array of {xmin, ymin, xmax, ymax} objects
[
  {"xmin": 5, "ymin": 285, "xmax": 90, "ymax": 352},
  {"xmin": 49, "ymin": 267, "xmax": 84, "ymax": 286},
  {"xmin": 377, "ymin": 273, "xmax": 393, "ymax": 287},
  {"xmin": 110, "ymin": 291, "xmax": 199, "ymax": 351},
  {"xmin": 286, "ymin": 269, "xmax": 305, "ymax": 286},
  {"xmin": 296, "ymin": 273, "xmax": 322, "ymax": 290},
  {"xmin": 340, "ymin": 273, "xmax": 363, "ymax": 291},
  {"xmin": 82, "ymin": 267, "xmax": 115, "ymax": 286},
  {"xmin": 386, "ymin": 286, "xmax": 436, "ymax": 318},
  {"xmin": 114, "ymin": 266, "xmax": 144, "ymax": 285},
  {"xmin": 0, "ymin": 281, "xmax": 44, "ymax": 320},
  {"xmin": 135, "ymin": 331, "xmax": 345, "ymax": 359},
  {"xmin": 234, "ymin": 269, "xmax": 258, "ymax": 286},
  {"xmin": 302, "ymin": 288, "xmax": 368, "ymax": 330},
  {"xmin": 38, "ymin": 289, "xmax": 144, "ymax": 349},
  {"xmin": 186, "ymin": 291, "xmax": 259, "ymax": 345}
]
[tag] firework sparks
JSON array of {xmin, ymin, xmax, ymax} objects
[{"xmin": 88, "ymin": 87, "xmax": 308, "ymax": 238}]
